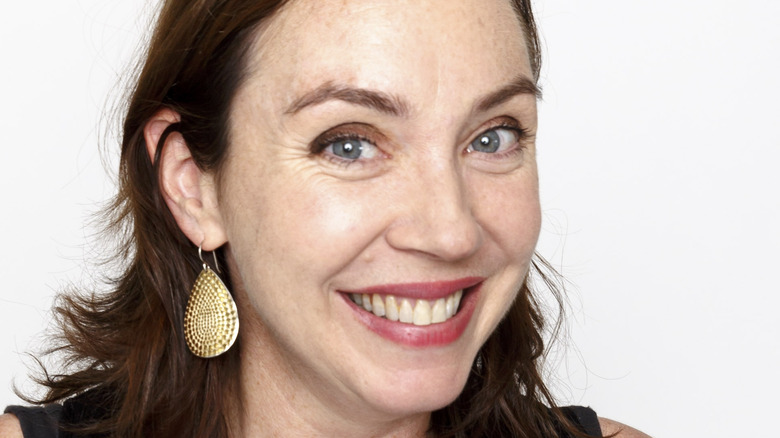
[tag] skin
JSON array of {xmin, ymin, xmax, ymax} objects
[{"xmin": 0, "ymin": 0, "xmax": 649, "ymax": 437}]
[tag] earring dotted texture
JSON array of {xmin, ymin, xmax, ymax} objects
[{"xmin": 184, "ymin": 263, "xmax": 239, "ymax": 358}]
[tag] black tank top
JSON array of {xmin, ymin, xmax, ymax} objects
[{"xmin": 5, "ymin": 402, "xmax": 603, "ymax": 437}]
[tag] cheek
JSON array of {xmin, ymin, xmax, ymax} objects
[
  {"xmin": 471, "ymin": 171, "xmax": 541, "ymax": 260},
  {"xmin": 222, "ymin": 163, "xmax": 387, "ymax": 284}
]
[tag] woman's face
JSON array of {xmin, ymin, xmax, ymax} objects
[{"xmin": 217, "ymin": 0, "xmax": 540, "ymax": 423}]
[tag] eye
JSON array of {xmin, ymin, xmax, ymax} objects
[
  {"xmin": 467, "ymin": 127, "xmax": 520, "ymax": 154},
  {"xmin": 311, "ymin": 123, "xmax": 386, "ymax": 167},
  {"xmin": 326, "ymin": 137, "xmax": 379, "ymax": 161}
]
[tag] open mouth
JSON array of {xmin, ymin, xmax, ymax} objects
[{"xmin": 347, "ymin": 288, "xmax": 465, "ymax": 326}]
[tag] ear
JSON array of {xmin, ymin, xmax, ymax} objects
[{"xmin": 144, "ymin": 109, "xmax": 227, "ymax": 251}]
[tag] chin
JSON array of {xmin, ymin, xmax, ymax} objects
[{"xmin": 357, "ymin": 359, "xmax": 474, "ymax": 418}]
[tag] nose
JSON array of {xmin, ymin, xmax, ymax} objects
[{"xmin": 384, "ymin": 159, "xmax": 482, "ymax": 262}]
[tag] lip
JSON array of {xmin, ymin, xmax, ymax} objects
[
  {"xmin": 340, "ymin": 279, "xmax": 484, "ymax": 348},
  {"xmin": 343, "ymin": 277, "xmax": 484, "ymax": 300}
]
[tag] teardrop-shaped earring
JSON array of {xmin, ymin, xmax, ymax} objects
[{"xmin": 183, "ymin": 244, "xmax": 239, "ymax": 358}]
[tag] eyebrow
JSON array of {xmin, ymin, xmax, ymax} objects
[
  {"xmin": 285, "ymin": 75, "xmax": 541, "ymax": 117},
  {"xmin": 285, "ymin": 81, "xmax": 410, "ymax": 117},
  {"xmin": 475, "ymin": 75, "xmax": 542, "ymax": 113}
]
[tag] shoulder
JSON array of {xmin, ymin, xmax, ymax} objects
[
  {"xmin": 598, "ymin": 417, "xmax": 652, "ymax": 437},
  {"xmin": 1, "ymin": 405, "xmax": 62, "ymax": 438},
  {"xmin": 0, "ymin": 413, "xmax": 24, "ymax": 438}
]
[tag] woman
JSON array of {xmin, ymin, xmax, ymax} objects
[{"xmin": 1, "ymin": 0, "xmax": 647, "ymax": 436}]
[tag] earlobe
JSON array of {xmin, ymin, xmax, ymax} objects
[{"xmin": 143, "ymin": 109, "xmax": 228, "ymax": 251}]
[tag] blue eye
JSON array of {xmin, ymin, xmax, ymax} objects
[
  {"xmin": 331, "ymin": 139, "xmax": 362, "ymax": 160},
  {"xmin": 326, "ymin": 137, "xmax": 379, "ymax": 161},
  {"xmin": 468, "ymin": 127, "xmax": 519, "ymax": 154}
]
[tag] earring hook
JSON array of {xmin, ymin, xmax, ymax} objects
[{"xmin": 198, "ymin": 240, "xmax": 221, "ymax": 273}]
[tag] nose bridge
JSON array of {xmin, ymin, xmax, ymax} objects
[{"xmin": 386, "ymin": 153, "xmax": 482, "ymax": 261}]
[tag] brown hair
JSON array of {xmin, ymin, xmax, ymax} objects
[{"xmin": 28, "ymin": 1, "xmax": 594, "ymax": 437}]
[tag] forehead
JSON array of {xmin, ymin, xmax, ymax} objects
[{"xmin": 244, "ymin": 0, "xmax": 531, "ymax": 113}]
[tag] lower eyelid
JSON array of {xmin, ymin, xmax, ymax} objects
[
  {"xmin": 480, "ymin": 144, "xmax": 523, "ymax": 159},
  {"xmin": 321, "ymin": 153, "xmax": 363, "ymax": 168}
]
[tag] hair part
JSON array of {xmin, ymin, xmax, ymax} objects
[{"xmin": 26, "ymin": 1, "xmax": 596, "ymax": 437}]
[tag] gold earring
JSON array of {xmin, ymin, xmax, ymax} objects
[{"xmin": 183, "ymin": 244, "xmax": 239, "ymax": 358}]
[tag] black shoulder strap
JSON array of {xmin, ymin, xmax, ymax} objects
[
  {"xmin": 4, "ymin": 404, "xmax": 62, "ymax": 438},
  {"xmin": 559, "ymin": 405, "xmax": 603, "ymax": 436}
]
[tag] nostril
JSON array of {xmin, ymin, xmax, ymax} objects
[
  {"xmin": 385, "ymin": 215, "xmax": 482, "ymax": 261},
  {"xmin": 441, "ymin": 223, "xmax": 482, "ymax": 258}
]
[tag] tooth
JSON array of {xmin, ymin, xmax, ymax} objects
[
  {"xmin": 445, "ymin": 294, "xmax": 455, "ymax": 317},
  {"xmin": 352, "ymin": 294, "xmax": 363, "ymax": 306},
  {"xmin": 453, "ymin": 289, "xmax": 463, "ymax": 313},
  {"xmin": 399, "ymin": 299, "xmax": 414, "ymax": 323},
  {"xmin": 413, "ymin": 300, "xmax": 432, "ymax": 326},
  {"xmin": 372, "ymin": 294, "xmax": 385, "ymax": 317},
  {"xmin": 362, "ymin": 294, "xmax": 372, "ymax": 312},
  {"xmin": 431, "ymin": 298, "xmax": 447, "ymax": 323},
  {"xmin": 385, "ymin": 295, "xmax": 399, "ymax": 321}
]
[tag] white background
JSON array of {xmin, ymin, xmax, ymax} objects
[{"xmin": 1, "ymin": 1, "xmax": 778, "ymax": 436}]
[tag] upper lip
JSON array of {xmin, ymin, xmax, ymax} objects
[{"xmin": 341, "ymin": 277, "xmax": 484, "ymax": 300}]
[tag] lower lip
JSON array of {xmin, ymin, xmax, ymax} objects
[{"xmin": 341, "ymin": 283, "xmax": 481, "ymax": 348}]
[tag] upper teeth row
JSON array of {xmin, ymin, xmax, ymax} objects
[{"xmin": 350, "ymin": 290, "xmax": 463, "ymax": 326}]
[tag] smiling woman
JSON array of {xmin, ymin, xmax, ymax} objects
[{"xmin": 0, "ymin": 0, "xmax": 649, "ymax": 437}]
